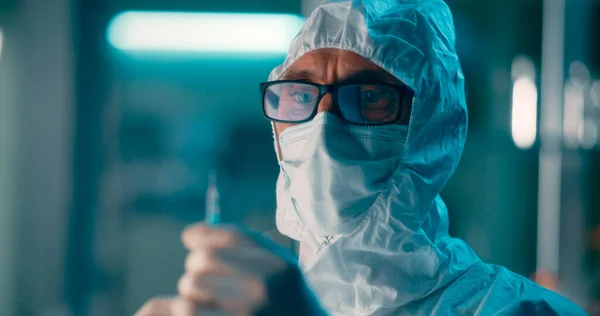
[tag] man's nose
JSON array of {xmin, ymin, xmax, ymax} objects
[{"xmin": 316, "ymin": 93, "xmax": 342, "ymax": 117}]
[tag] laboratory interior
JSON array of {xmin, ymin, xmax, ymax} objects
[{"xmin": 0, "ymin": 0, "xmax": 599, "ymax": 315}]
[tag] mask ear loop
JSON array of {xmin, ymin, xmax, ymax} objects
[{"xmin": 272, "ymin": 121, "xmax": 283, "ymax": 162}]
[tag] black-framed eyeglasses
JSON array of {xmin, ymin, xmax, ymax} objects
[{"xmin": 259, "ymin": 80, "xmax": 414, "ymax": 125}]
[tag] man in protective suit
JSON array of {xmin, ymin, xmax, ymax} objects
[{"xmin": 136, "ymin": 1, "xmax": 587, "ymax": 315}]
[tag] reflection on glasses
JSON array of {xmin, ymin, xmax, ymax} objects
[{"xmin": 260, "ymin": 80, "xmax": 413, "ymax": 125}]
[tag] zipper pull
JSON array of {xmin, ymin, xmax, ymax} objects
[{"xmin": 316, "ymin": 236, "xmax": 333, "ymax": 254}]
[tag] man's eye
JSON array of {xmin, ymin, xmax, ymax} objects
[
  {"xmin": 291, "ymin": 92, "xmax": 315, "ymax": 104},
  {"xmin": 361, "ymin": 90, "xmax": 386, "ymax": 103}
]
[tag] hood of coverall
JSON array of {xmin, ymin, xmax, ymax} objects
[{"xmin": 269, "ymin": 0, "xmax": 479, "ymax": 314}]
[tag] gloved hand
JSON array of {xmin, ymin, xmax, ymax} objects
[{"xmin": 135, "ymin": 224, "xmax": 327, "ymax": 316}]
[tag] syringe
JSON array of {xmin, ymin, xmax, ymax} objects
[{"xmin": 205, "ymin": 170, "xmax": 220, "ymax": 225}]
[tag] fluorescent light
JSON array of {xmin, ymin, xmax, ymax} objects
[
  {"xmin": 511, "ymin": 56, "xmax": 538, "ymax": 149},
  {"xmin": 107, "ymin": 12, "xmax": 305, "ymax": 53},
  {"xmin": 511, "ymin": 76, "xmax": 538, "ymax": 149}
]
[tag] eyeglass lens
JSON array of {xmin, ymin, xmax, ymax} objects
[{"xmin": 263, "ymin": 82, "xmax": 401, "ymax": 124}]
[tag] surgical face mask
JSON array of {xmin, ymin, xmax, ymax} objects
[{"xmin": 277, "ymin": 112, "xmax": 408, "ymax": 241}]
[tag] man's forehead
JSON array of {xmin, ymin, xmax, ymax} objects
[
  {"xmin": 282, "ymin": 68, "xmax": 395, "ymax": 82},
  {"xmin": 281, "ymin": 49, "xmax": 398, "ymax": 84}
]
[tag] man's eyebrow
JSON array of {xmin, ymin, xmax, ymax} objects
[
  {"xmin": 281, "ymin": 68, "xmax": 398, "ymax": 85},
  {"xmin": 281, "ymin": 69, "xmax": 320, "ymax": 81}
]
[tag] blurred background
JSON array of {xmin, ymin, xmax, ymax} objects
[{"xmin": 0, "ymin": 0, "xmax": 598, "ymax": 315}]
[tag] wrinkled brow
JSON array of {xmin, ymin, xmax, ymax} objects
[
  {"xmin": 281, "ymin": 69, "xmax": 320, "ymax": 81},
  {"xmin": 282, "ymin": 68, "xmax": 397, "ymax": 84}
]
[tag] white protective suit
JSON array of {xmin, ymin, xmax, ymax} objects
[{"xmin": 268, "ymin": 0, "xmax": 588, "ymax": 315}]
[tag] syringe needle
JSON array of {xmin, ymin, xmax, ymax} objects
[{"xmin": 205, "ymin": 169, "xmax": 220, "ymax": 225}]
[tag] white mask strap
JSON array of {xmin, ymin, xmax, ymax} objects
[{"xmin": 272, "ymin": 121, "xmax": 283, "ymax": 162}]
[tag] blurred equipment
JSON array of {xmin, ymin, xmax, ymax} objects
[
  {"xmin": 536, "ymin": 0, "xmax": 600, "ymax": 311},
  {"xmin": 537, "ymin": 0, "xmax": 565, "ymax": 280}
]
